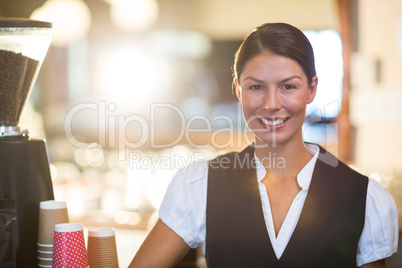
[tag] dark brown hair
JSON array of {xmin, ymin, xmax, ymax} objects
[{"xmin": 233, "ymin": 22, "xmax": 316, "ymax": 84}]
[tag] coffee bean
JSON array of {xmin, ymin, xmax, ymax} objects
[{"xmin": 0, "ymin": 49, "xmax": 39, "ymax": 126}]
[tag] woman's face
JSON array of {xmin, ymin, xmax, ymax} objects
[{"xmin": 236, "ymin": 52, "xmax": 317, "ymax": 147}]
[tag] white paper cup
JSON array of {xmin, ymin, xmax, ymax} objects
[
  {"xmin": 88, "ymin": 227, "xmax": 115, "ymax": 237},
  {"xmin": 37, "ymin": 243, "xmax": 53, "ymax": 253},
  {"xmin": 40, "ymin": 200, "xmax": 67, "ymax": 210},
  {"xmin": 38, "ymin": 256, "xmax": 52, "ymax": 265},
  {"xmin": 37, "ymin": 251, "xmax": 53, "ymax": 259},
  {"xmin": 54, "ymin": 222, "xmax": 82, "ymax": 232}
]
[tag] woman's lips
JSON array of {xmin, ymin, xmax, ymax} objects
[{"xmin": 257, "ymin": 116, "xmax": 289, "ymax": 129}]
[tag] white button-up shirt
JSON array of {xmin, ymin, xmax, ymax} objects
[{"xmin": 159, "ymin": 144, "xmax": 398, "ymax": 266}]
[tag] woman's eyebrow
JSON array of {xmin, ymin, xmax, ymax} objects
[
  {"xmin": 278, "ymin": 75, "xmax": 302, "ymax": 84},
  {"xmin": 243, "ymin": 76, "xmax": 264, "ymax": 83},
  {"xmin": 243, "ymin": 75, "xmax": 302, "ymax": 83}
]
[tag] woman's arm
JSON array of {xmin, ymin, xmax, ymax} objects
[
  {"xmin": 359, "ymin": 259, "xmax": 386, "ymax": 268},
  {"xmin": 129, "ymin": 219, "xmax": 191, "ymax": 268}
]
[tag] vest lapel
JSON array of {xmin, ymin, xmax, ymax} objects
[
  {"xmin": 206, "ymin": 145, "xmax": 277, "ymax": 267},
  {"xmin": 279, "ymin": 145, "xmax": 367, "ymax": 267}
]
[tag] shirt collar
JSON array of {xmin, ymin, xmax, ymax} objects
[{"xmin": 254, "ymin": 143, "xmax": 320, "ymax": 190}]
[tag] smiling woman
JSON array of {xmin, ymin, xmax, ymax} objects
[{"xmin": 129, "ymin": 23, "xmax": 398, "ymax": 268}]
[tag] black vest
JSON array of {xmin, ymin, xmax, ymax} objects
[{"xmin": 206, "ymin": 145, "xmax": 368, "ymax": 268}]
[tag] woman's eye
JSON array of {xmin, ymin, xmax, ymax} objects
[
  {"xmin": 250, "ymin": 85, "xmax": 263, "ymax": 90},
  {"xmin": 282, "ymin": 84, "xmax": 295, "ymax": 90}
]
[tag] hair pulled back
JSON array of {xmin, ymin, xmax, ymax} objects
[{"xmin": 233, "ymin": 23, "xmax": 316, "ymax": 84}]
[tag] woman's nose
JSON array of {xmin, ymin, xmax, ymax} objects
[{"xmin": 262, "ymin": 89, "xmax": 281, "ymax": 112}]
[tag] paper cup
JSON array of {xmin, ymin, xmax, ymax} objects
[
  {"xmin": 37, "ymin": 200, "xmax": 69, "ymax": 245},
  {"xmin": 52, "ymin": 223, "xmax": 88, "ymax": 268},
  {"xmin": 37, "ymin": 250, "xmax": 53, "ymax": 259},
  {"xmin": 87, "ymin": 227, "xmax": 119, "ymax": 268},
  {"xmin": 37, "ymin": 243, "xmax": 53, "ymax": 252},
  {"xmin": 38, "ymin": 257, "xmax": 52, "ymax": 266}
]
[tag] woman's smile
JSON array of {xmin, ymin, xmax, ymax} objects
[{"xmin": 257, "ymin": 116, "xmax": 289, "ymax": 129}]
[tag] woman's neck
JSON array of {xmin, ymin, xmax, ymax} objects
[{"xmin": 254, "ymin": 138, "xmax": 313, "ymax": 178}]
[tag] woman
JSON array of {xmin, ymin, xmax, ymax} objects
[{"xmin": 130, "ymin": 23, "xmax": 398, "ymax": 267}]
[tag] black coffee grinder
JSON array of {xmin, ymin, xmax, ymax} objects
[{"xmin": 0, "ymin": 18, "xmax": 54, "ymax": 267}]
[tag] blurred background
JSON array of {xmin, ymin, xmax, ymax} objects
[{"xmin": 1, "ymin": 0, "xmax": 401, "ymax": 266}]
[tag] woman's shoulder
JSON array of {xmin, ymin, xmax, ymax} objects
[
  {"xmin": 366, "ymin": 178, "xmax": 398, "ymax": 212},
  {"xmin": 357, "ymin": 178, "xmax": 399, "ymax": 265},
  {"xmin": 365, "ymin": 178, "xmax": 398, "ymax": 225},
  {"xmin": 311, "ymin": 143, "xmax": 368, "ymax": 184},
  {"xmin": 169, "ymin": 159, "xmax": 210, "ymax": 188},
  {"xmin": 166, "ymin": 147, "xmax": 249, "ymax": 189},
  {"xmin": 159, "ymin": 159, "xmax": 210, "ymax": 248}
]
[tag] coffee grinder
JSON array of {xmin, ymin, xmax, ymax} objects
[{"xmin": 0, "ymin": 18, "xmax": 54, "ymax": 267}]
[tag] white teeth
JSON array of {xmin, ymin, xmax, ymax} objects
[{"xmin": 260, "ymin": 118, "xmax": 286, "ymax": 126}]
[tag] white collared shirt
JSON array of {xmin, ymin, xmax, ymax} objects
[
  {"xmin": 255, "ymin": 144, "xmax": 319, "ymax": 260},
  {"xmin": 159, "ymin": 144, "xmax": 399, "ymax": 266}
]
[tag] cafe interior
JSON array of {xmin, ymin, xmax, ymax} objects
[{"xmin": 0, "ymin": 0, "xmax": 401, "ymax": 267}]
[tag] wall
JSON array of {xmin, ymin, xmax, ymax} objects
[
  {"xmin": 351, "ymin": 0, "xmax": 402, "ymax": 174},
  {"xmin": 156, "ymin": 0, "xmax": 338, "ymax": 40},
  {"xmin": 351, "ymin": 0, "xmax": 402, "ymax": 231}
]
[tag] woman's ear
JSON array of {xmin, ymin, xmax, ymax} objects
[
  {"xmin": 235, "ymin": 79, "xmax": 242, "ymax": 102},
  {"xmin": 307, "ymin": 76, "xmax": 318, "ymax": 104}
]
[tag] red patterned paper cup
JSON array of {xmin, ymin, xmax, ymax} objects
[{"xmin": 52, "ymin": 223, "xmax": 88, "ymax": 268}]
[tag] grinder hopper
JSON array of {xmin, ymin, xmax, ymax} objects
[{"xmin": 0, "ymin": 17, "xmax": 52, "ymax": 136}]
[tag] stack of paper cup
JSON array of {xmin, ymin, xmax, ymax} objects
[
  {"xmin": 53, "ymin": 223, "xmax": 88, "ymax": 267},
  {"xmin": 37, "ymin": 200, "xmax": 69, "ymax": 267},
  {"xmin": 87, "ymin": 227, "xmax": 119, "ymax": 268}
]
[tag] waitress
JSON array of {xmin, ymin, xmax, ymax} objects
[{"xmin": 130, "ymin": 22, "xmax": 398, "ymax": 268}]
